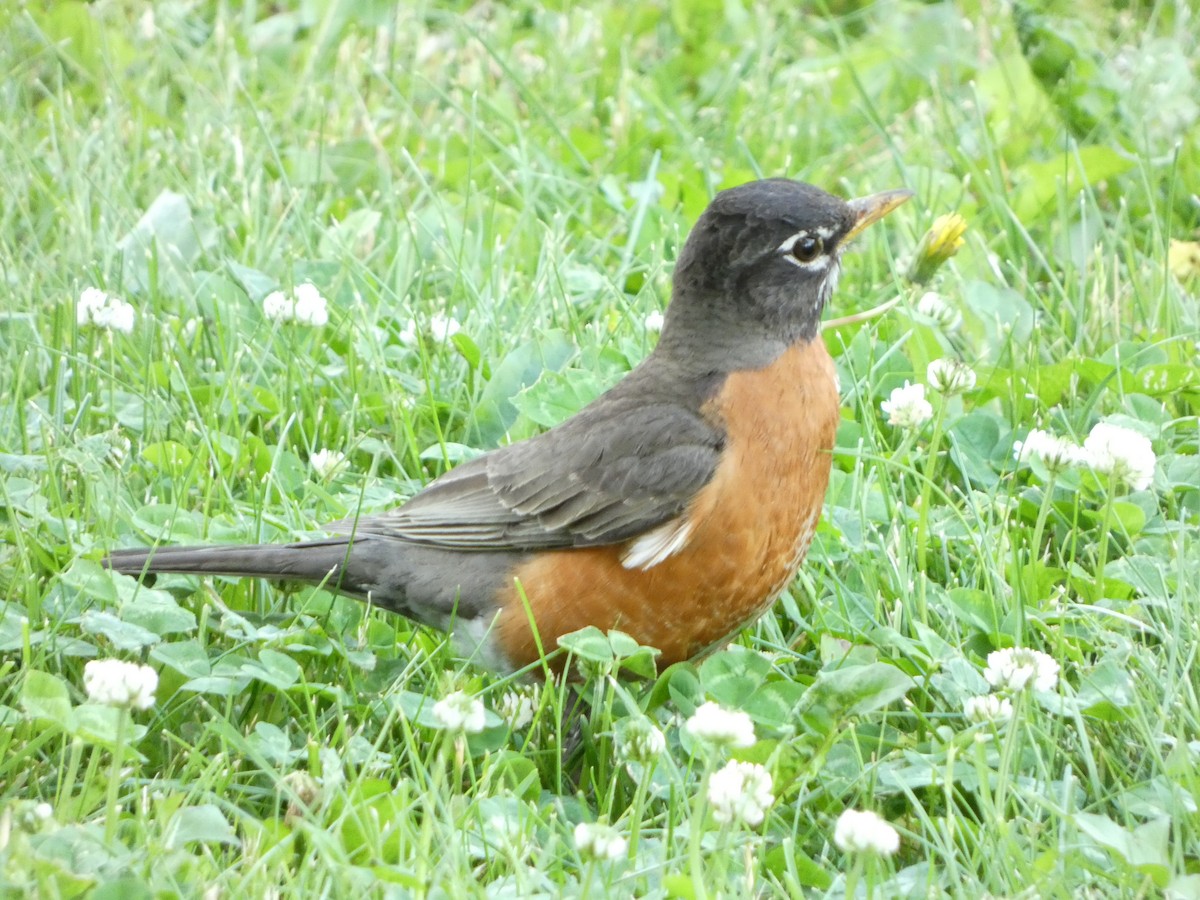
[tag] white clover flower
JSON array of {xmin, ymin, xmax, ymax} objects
[
  {"xmin": 1082, "ymin": 422, "xmax": 1156, "ymax": 492},
  {"xmin": 137, "ymin": 8, "xmax": 157, "ymax": 40},
  {"xmin": 497, "ymin": 687, "xmax": 538, "ymax": 730},
  {"xmin": 963, "ymin": 694, "xmax": 1014, "ymax": 725},
  {"xmin": 263, "ymin": 284, "xmax": 329, "ymax": 327},
  {"xmin": 428, "ymin": 313, "xmax": 461, "ymax": 342},
  {"xmin": 398, "ymin": 314, "xmax": 461, "ymax": 346},
  {"xmin": 397, "ymin": 322, "xmax": 419, "ymax": 347},
  {"xmin": 262, "ymin": 290, "xmax": 295, "ymax": 323},
  {"xmin": 77, "ymin": 287, "xmax": 109, "ymax": 324},
  {"xmin": 644, "ymin": 311, "xmax": 665, "ymax": 333},
  {"xmin": 707, "ymin": 760, "xmax": 774, "ymax": 826},
  {"xmin": 684, "ymin": 701, "xmax": 756, "ymax": 749},
  {"xmin": 983, "ymin": 648, "xmax": 1059, "ymax": 693},
  {"xmin": 292, "ymin": 282, "xmax": 330, "ymax": 327},
  {"xmin": 33, "ymin": 802, "xmax": 53, "ymax": 822},
  {"xmin": 833, "ymin": 809, "xmax": 900, "ymax": 856},
  {"xmin": 431, "ymin": 690, "xmax": 486, "ymax": 734},
  {"xmin": 914, "ymin": 291, "xmax": 962, "ymax": 330},
  {"xmin": 926, "ymin": 358, "xmax": 976, "ymax": 395},
  {"xmin": 1013, "ymin": 428, "xmax": 1088, "ymax": 473},
  {"xmin": 574, "ymin": 821, "xmax": 627, "ymax": 861},
  {"xmin": 77, "ymin": 287, "xmax": 136, "ymax": 334},
  {"xmin": 880, "ymin": 381, "xmax": 933, "ymax": 429},
  {"xmin": 617, "ymin": 717, "xmax": 666, "ymax": 763},
  {"xmin": 309, "ymin": 449, "xmax": 345, "ymax": 479},
  {"xmin": 484, "ymin": 813, "xmax": 529, "ymax": 859},
  {"xmin": 82, "ymin": 659, "xmax": 158, "ymax": 710}
]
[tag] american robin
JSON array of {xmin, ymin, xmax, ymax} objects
[{"xmin": 106, "ymin": 179, "xmax": 911, "ymax": 673}]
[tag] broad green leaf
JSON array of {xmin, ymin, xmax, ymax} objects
[
  {"xmin": 555, "ymin": 626, "xmax": 614, "ymax": 664},
  {"xmin": 948, "ymin": 411, "xmax": 1004, "ymax": 487},
  {"xmin": 662, "ymin": 874, "xmax": 699, "ymax": 900},
  {"xmin": 116, "ymin": 190, "xmax": 209, "ymax": 292},
  {"xmin": 1110, "ymin": 501, "xmax": 1147, "ymax": 537},
  {"xmin": 699, "ymin": 646, "xmax": 772, "ymax": 709},
  {"xmin": 557, "ymin": 627, "xmax": 660, "ymax": 677},
  {"xmin": 1166, "ymin": 876, "xmax": 1200, "ymax": 900},
  {"xmin": 1074, "ymin": 658, "xmax": 1136, "ymax": 719},
  {"xmin": 79, "ymin": 611, "xmax": 160, "ymax": 650},
  {"xmin": 56, "ymin": 560, "xmax": 120, "ymax": 608},
  {"xmin": 140, "ymin": 441, "xmax": 194, "ymax": 471},
  {"xmin": 764, "ymin": 842, "xmax": 833, "ymax": 890},
  {"xmin": 469, "ymin": 330, "xmax": 576, "ymax": 444},
  {"xmin": 418, "ymin": 442, "xmax": 483, "ymax": 464},
  {"xmin": 227, "ymin": 261, "xmax": 278, "ymax": 301},
  {"xmin": 943, "ymin": 588, "xmax": 1005, "ymax": 636},
  {"xmin": 1012, "ymin": 146, "xmax": 1133, "ymax": 222},
  {"xmin": 1075, "ymin": 813, "xmax": 1171, "ymax": 886},
  {"xmin": 962, "ymin": 281, "xmax": 1034, "ymax": 354},
  {"xmin": 165, "ymin": 805, "xmax": 240, "ymax": 849},
  {"xmin": 194, "ymin": 272, "xmax": 257, "ymax": 325},
  {"xmin": 74, "ymin": 704, "xmax": 148, "ymax": 751},
  {"xmin": 1166, "ymin": 456, "xmax": 1200, "ymax": 489},
  {"xmin": 151, "ymin": 642, "xmax": 212, "ymax": 678},
  {"xmin": 182, "ymin": 675, "xmax": 252, "ymax": 697},
  {"xmin": 0, "ymin": 452, "xmax": 47, "ymax": 473},
  {"xmin": 1105, "ymin": 556, "xmax": 1174, "ymax": 604},
  {"xmin": 664, "ymin": 665, "xmax": 703, "ymax": 712},
  {"xmin": 482, "ymin": 751, "xmax": 540, "ymax": 802},
  {"xmin": 241, "ymin": 650, "xmax": 302, "ymax": 690},
  {"xmin": 319, "ymin": 208, "xmax": 382, "ymax": 259},
  {"xmin": 20, "ymin": 670, "xmax": 74, "ymax": 729},
  {"xmin": 1134, "ymin": 365, "xmax": 1200, "ymax": 397},
  {"xmin": 511, "ymin": 368, "xmax": 615, "ymax": 429},
  {"xmin": 91, "ymin": 879, "xmax": 153, "ymax": 900},
  {"xmin": 121, "ymin": 594, "xmax": 196, "ymax": 637},
  {"xmin": 247, "ymin": 722, "xmax": 302, "ymax": 765},
  {"xmin": 743, "ymin": 681, "xmax": 807, "ymax": 728},
  {"xmin": 809, "ymin": 662, "xmax": 913, "ymax": 717}
]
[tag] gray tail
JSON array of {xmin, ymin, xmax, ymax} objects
[{"xmin": 104, "ymin": 540, "xmax": 355, "ymax": 588}]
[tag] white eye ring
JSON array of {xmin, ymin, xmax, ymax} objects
[{"xmin": 778, "ymin": 231, "xmax": 830, "ymax": 269}]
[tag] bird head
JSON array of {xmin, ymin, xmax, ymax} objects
[{"xmin": 662, "ymin": 179, "xmax": 911, "ymax": 365}]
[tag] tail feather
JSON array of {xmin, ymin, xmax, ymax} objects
[
  {"xmin": 104, "ymin": 537, "xmax": 520, "ymax": 639},
  {"xmin": 105, "ymin": 542, "xmax": 352, "ymax": 585}
]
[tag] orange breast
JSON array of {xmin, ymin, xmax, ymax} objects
[{"xmin": 495, "ymin": 339, "xmax": 841, "ymax": 668}]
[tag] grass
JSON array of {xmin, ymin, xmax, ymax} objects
[{"xmin": 2, "ymin": 0, "xmax": 1199, "ymax": 896}]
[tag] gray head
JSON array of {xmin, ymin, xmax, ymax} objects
[{"xmin": 659, "ymin": 179, "xmax": 911, "ymax": 366}]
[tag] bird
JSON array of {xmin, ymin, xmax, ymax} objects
[{"xmin": 106, "ymin": 178, "xmax": 912, "ymax": 674}]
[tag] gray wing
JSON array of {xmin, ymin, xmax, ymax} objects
[{"xmin": 333, "ymin": 395, "xmax": 725, "ymax": 551}]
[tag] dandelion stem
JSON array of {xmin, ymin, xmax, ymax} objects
[{"xmin": 823, "ymin": 294, "xmax": 902, "ymax": 330}]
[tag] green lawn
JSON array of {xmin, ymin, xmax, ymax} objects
[{"xmin": 2, "ymin": 1, "xmax": 1199, "ymax": 896}]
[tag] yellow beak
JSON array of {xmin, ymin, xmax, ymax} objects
[{"xmin": 844, "ymin": 189, "xmax": 914, "ymax": 243}]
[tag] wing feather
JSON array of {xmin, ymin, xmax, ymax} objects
[{"xmin": 333, "ymin": 386, "xmax": 725, "ymax": 552}]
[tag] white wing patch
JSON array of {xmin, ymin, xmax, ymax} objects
[{"xmin": 621, "ymin": 517, "xmax": 694, "ymax": 570}]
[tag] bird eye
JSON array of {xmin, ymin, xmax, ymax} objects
[{"xmin": 792, "ymin": 236, "xmax": 824, "ymax": 263}]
